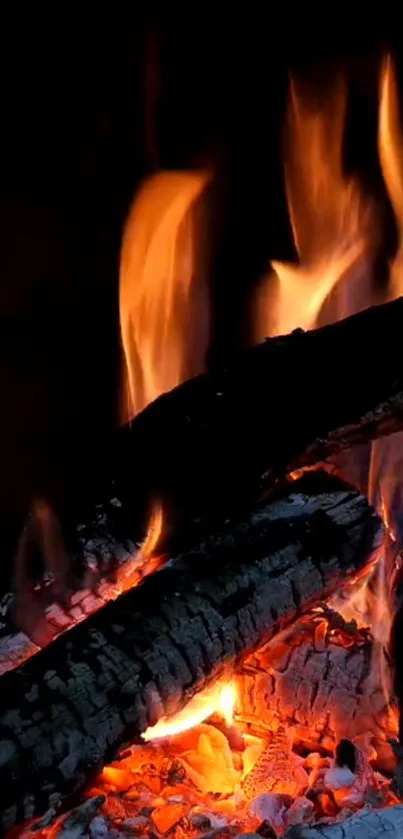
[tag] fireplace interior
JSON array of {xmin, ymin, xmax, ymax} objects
[{"xmin": 3, "ymin": 14, "xmax": 403, "ymax": 839}]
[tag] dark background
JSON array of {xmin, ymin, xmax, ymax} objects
[{"xmin": 0, "ymin": 9, "xmax": 401, "ymax": 574}]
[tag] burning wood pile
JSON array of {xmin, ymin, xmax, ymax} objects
[{"xmin": 5, "ymin": 51, "xmax": 403, "ymax": 839}]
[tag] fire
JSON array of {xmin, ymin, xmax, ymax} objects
[
  {"xmin": 254, "ymin": 71, "xmax": 376, "ymax": 341},
  {"xmin": 142, "ymin": 680, "xmax": 237, "ymax": 741},
  {"xmin": 9, "ymin": 56, "xmax": 403, "ymax": 839},
  {"xmin": 119, "ymin": 501, "xmax": 164, "ymax": 593},
  {"xmin": 379, "ymin": 53, "xmax": 403, "ymax": 298},
  {"xmin": 119, "ymin": 170, "xmax": 210, "ymax": 420},
  {"xmin": 369, "ymin": 57, "xmax": 403, "ymax": 541},
  {"xmin": 253, "ymin": 54, "xmax": 403, "ymax": 714}
]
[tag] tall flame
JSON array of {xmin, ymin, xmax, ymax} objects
[
  {"xmin": 119, "ymin": 171, "xmax": 210, "ymax": 420},
  {"xmin": 379, "ymin": 53, "xmax": 403, "ymax": 295},
  {"xmin": 254, "ymin": 57, "xmax": 403, "ymax": 709},
  {"xmin": 254, "ymin": 72, "xmax": 375, "ymax": 340},
  {"xmin": 369, "ymin": 56, "xmax": 403, "ymax": 552}
]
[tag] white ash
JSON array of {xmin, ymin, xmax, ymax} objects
[
  {"xmin": 324, "ymin": 764, "xmax": 355, "ymax": 789},
  {"xmin": 0, "ymin": 632, "xmax": 38, "ymax": 675},
  {"xmin": 285, "ymin": 797, "xmax": 315, "ymax": 828},
  {"xmin": 283, "ymin": 803, "xmax": 403, "ymax": 837},
  {"xmin": 200, "ymin": 812, "xmax": 229, "ymax": 830},
  {"xmin": 89, "ymin": 816, "xmax": 109, "ymax": 838},
  {"xmin": 248, "ymin": 793, "xmax": 286, "ymax": 833}
]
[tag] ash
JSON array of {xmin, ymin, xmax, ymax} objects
[{"xmin": 14, "ymin": 607, "xmax": 401, "ymax": 839}]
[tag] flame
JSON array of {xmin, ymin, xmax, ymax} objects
[
  {"xmin": 379, "ymin": 53, "xmax": 403, "ymax": 296},
  {"xmin": 119, "ymin": 170, "xmax": 210, "ymax": 420},
  {"xmin": 253, "ymin": 57, "xmax": 403, "ymax": 713},
  {"xmin": 142, "ymin": 680, "xmax": 237, "ymax": 741},
  {"xmin": 119, "ymin": 501, "xmax": 164, "ymax": 593},
  {"xmin": 369, "ymin": 56, "xmax": 403, "ymax": 543},
  {"xmin": 254, "ymin": 72, "xmax": 374, "ymax": 340},
  {"xmin": 12, "ymin": 62, "xmax": 403, "ymax": 839}
]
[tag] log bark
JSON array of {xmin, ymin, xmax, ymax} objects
[
  {"xmin": 284, "ymin": 804, "xmax": 403, "ymax": 837},
  {"xmin": 2, "ymin": 296, "xmax": 402, "ymax": 649},
  {"xmin": 67, "ymin": 295, "xmax": 403, "ymax": 580},
  {"xmin": 111, "ymin": 295, "xmax": 403, "ymax": 504},
  {"xmin": 0, "ymin": 472, "xmax": 381, "ymax": 833}
]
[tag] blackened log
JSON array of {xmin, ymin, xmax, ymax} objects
[
  {"xmin": 72, "ymin": 296, "xmax": 403, "ymax": 576},
  {"xmin": 0, "ymin": 472, "xmax": 381, "ymax": 833},
  {"xmin": 3, "ymin": 296, "xmax": 402, "ymax": 648},
  {"xmin": 116, "ymin": 296, "xmax": 403, "ymax": 511}
]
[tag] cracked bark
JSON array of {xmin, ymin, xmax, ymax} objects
[
  {"xmin": 65, "ymin": 295, "xmax": 403, "ymax": 574},
  {"xmin": 285, "ymin": 803, "xmax": 403, "ymax": 837},
  {"xmin": 0, "ymin": 471, "xmax": 381, "ymax": 833},
  {"xmin": 2, "ymin": 297, "xmax": 403, "ymax": 651},
  {"xmin": 237, "ymin": 609, "xmax": 394, "ymax": 771}
]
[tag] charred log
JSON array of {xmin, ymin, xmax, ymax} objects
[
  {"xmin": 62, "ymin": 296, "xmax": 403, "ymax": 586},
  {"xmin": 285, "ymin": 803, "xmax": 403, "ymax": 837},
  {"xmin": 0, "ymin": 472, "xmax": 381, "ymax": 833},
  {"xmin": 104, "ymin": 296, "xmax": 403, "ymax": 509},
  {"xmin": 2, "ymin": 297, "xmax": 403, "ymax": 648},
  {"xmin": 237, "ymin": 607, "xmax": 396, "ymax": 773}
]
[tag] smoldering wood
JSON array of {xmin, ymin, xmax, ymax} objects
[
  {"xmin": 2, "ymin": 296, "xmax": 403, "ymax": 650},
  {"xmin": 100, "ymin": 295, "xmax": 403, "ymax": 515},
  {"xmin": 284, "ymin": 803, "xmax": 403, "ymax": 837},
  {"xmin": 0, "ymin": 472, "xmax": 381, "ymax": 833},
  {"xmin": 237, "ymin": 607, "xmax": 395, "ymax": 770},
  {"xmin": 61, "ymin": 295, "xmax": 403, "ymax": 589}
]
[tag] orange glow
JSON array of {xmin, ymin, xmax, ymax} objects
[
  {"xmin": 142, "ymin": 681, "xmax": 237, "ymax": 741},
  {"xmin": 119, "ymin": 170, "xmax": 210, "ymax": 421},
  {"xmin": 254, "ymin": 72, "xmax": 375, "ymax": 340},
  {"xmin": 252, "ymin": 57, "xmax": 403, "ymax": 715},
  {"xmin": 118, "ymin": 501, "xmax": 164, "ymax": 593},
  {"xmin": 369, "ymin": 56, "xmax": 403, "ymax": 544},
  {"xmin": 379, "ymin": 53, "xmax": 403, "ymax": 297},
  {"xmin": 10, "ymin": 58, "xmax": 403, "ymax": 839}
]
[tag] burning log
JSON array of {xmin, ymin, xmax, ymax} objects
[
  {"xmin": 112, "ymin": 295, "xmax": 403, "ymax": 520},
  {"xmin": 237, "ymin": 606, "xmax": 396, "ymax": 770},
  {"xmin": 284, "ymin": 803, "xmax": 403, "ymax": 837},
  {"xmin": 66, "ymin": 295, "xmax": 403, "ymax": 584},
  {"xmin": 3, "ymin": 296, "xmax": 403, "ymax": 652},
  {"xmin": 0, "ymin": 472, "xmax": 381, "ymax": 833}
]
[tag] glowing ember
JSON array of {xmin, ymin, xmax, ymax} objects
[
  {"xmin": 20, "ymin": 603, "xmax": 400, "ymax": 838},
  {"xmin": 142, "ymin": 680, "xmax": 237, "ymax": 741},
  {"xmin": 9, "ymin": 52, "xmax": 403, "ymax": 839},
  {"xmin": 118, "ymin": 501, "xmax": 164, "ymax": 593}
]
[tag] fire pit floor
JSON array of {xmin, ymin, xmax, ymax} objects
[{"xmin": 13, "ymin": 606, "xmax": 400, "ymax": 839}]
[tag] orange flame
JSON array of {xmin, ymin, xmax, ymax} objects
[
  {"xmin": 119, "ymin": 171, "xmax": 210, "ymax": 420},
  {"xmin": 254, "ymin": 71, "xmax": 375, "ymax": 340},
  {"xmin": 253, "ymin": 58, "xmax": 403, "ymax": 711},
  {"xmin": 142, "ymin": 680, "xmax": 237, "ymax": 741},
  {"xmin": 369, "ymin": 56, "xmax": 403, "ymax": 542},
  {"xmin": 119, "ymin": 501, "xmax": 164, "ymax": 593},
  {"xmin": 379, "ymin": 53, "xmax": 403, "ymax": 296}
]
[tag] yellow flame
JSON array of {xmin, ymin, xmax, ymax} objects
[
  {"xmin": 254, "ymin": 72, "xmax": 373, "ymax": 339},
  {"xmin": 119, "ymin": 502, "xmax": 164, "ymax": 593},
  {"xmin": 142, "ymin": 681, "xmax": 237, "ymax": 741},
  {"xmin": 253, "ymin": 57, "xmax": 403, "ymax": 712},
  {"xmin": 119, "ymin": 171, "xmax": 210, "ymax": 421},
  {"xmin": 371, "ymin": 57, "xmax": 403, "ymax": 534},
  {"xmin": 379, "ymin": 54, "xmax": 403, "ymax": 267}
]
